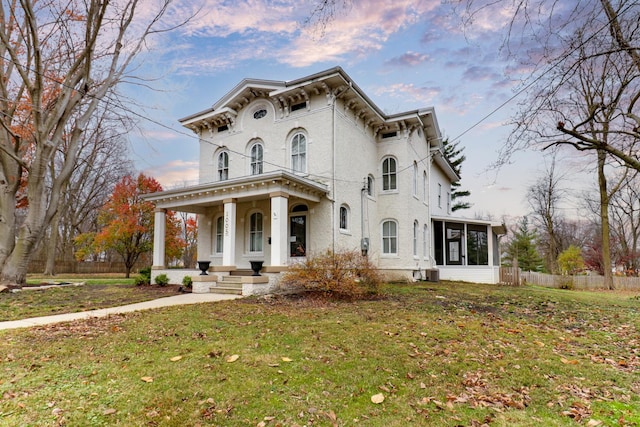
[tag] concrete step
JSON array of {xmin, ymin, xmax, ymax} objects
[
  {"xmin": 210, "ymin": 286, "xmax": 243, "ymax": 295},
  {"xmin": 218, "ymin": 276, "xmax": 243, "ymax": 285},
  {"xmin": 230, "ymin": 269, "xmax": 257, "ymax": 277}
]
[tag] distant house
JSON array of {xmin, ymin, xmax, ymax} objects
[{"xmin": 145, "ymin": 67, "xmax": 506, "ymax": 293}]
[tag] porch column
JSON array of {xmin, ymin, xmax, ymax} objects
[
  {"xmin": 152, "ymin": 208, "xmax": 166, "ymax": 269},
  {"xmin": 222, "ymin": 198, "xmax": 237, "ymax": 267},
  {"xmin": 270, "ymin": 192, "xmax": 289, "ymax": 266}
]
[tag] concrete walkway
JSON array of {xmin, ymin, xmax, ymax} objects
[{"xmin": 0, "ymin": 293, "xmax": 241, "ymax": 331}]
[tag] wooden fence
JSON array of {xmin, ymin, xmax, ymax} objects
[
  {"xmin": 520, "ymin": 271, "xmax": 640, "ymax": 290},
  {"xmin": 27, "ymin": 260, "xmax": 138, "ymax": 275}
]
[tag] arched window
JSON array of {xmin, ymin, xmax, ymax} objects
[
  {"xmin": 412, "ymin": 162, "xmax": 418, "ymax": 196},
  {"xmin": 339, "ymin": 205, "xmax": 349, "ymax": 230},
  {"xmin": 291, "ymin": 133, "xmax": 307, "ymax": 173},
  {"xmin": 423, "ymin": 171, "xmax": 427, "ymax": 203},
  {"xmin": 382, "ymin": 220, "xmax": 398, "ymax": 255},
  {"xmin": 423, "ymin": 224, "xmax": 428, "ymax": 258},
  {"xmin": 413, "ymin": 220, "xmax": 419, "ymax": 256},
  {"xmin": 217, "ymin": 151, "xmax": 229, "ymax": 181},
  {"xmin": 249, "ymin": 212, "xmax": 263, "ymax": 252},
  {"xmin": 382, "ymin": 157, "xmax": 397, "ymax": 191},
  {"xmin": 250, "ymin": 142, "xmax": 263, "ymax": 175},
  {"xmin": 215, "ymin": 216, "xmax": 223, "ymax": 254},
  {"xmin": 367, "ymin": 175, "xmax": 374, "ymax": 197}
]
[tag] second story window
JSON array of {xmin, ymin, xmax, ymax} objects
[
  {"xmin": 291, "ymin": 133, "xmax": 307, "ymax": 173},
  {"xmin": 412, "ymin": 162, "xmax": 418, "ymax": 196},
  {"xmin": 250, "ymin": 142, "xmax": 263, "ymax": 175},
  {"xmin": 382, "ymin": 157, "xmax": 397, "ymax": 191},
  {"xmin": 217, "ymin": 151, "xmax": 229, "ymax": 181}
]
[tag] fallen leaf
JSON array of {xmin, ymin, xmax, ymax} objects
[
  {"xmin": 560, "ymin": 357, "xmax": 579, "ymax": 365},
  {"xmin": 141, "ymin": 376, "xmax": 154, "ymax": 383},
  {"xmin": 170, "ymin": 356, "xmax": 183, "ymax": 362},
  {"xmin": 587, "ymin": 420, "xmax": 602, "ymax": 427},
  {"xmin": 226, "ymin": 354, "xmax": 239, "ymax": 363},
  {"xmin": 371, "ymin": 393, "xmax": 385, "ymax": 404},
  {"xmin": 281, "ymin": 357, "xmax": 293, "ymax": 362},
  {"xmin": 103, "ymin": 408, "xmax": 117, "ymax": 415}
]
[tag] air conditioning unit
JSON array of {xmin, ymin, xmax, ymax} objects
[{"xmin": 425, "ymin": 269, "xmax": 439, "ymax": 282}]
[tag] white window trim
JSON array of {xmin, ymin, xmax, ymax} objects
[
  {"xmin": 382, "ymin": 157, "xmax": 398, "ymax": 192},
  {"xmin": 381, "ymin": 219, "xmax": 398, "ymax": 256},
  {"xmin": 247, "ymin": 211, "xmax": 264, "ymax": 254},
  {"xmin": 339, "ymin": 204, "xmax": 350, "ymax": 233}
]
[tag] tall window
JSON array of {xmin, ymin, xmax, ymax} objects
[
  {"xmin": 339, "ymin": 205, "xmax": 349, "ymax": 230},
  {"xmin": 249, "ymin": 212, "xmax": 263, "ymax": 252},
  {"xmin": 423, "ymin": 171, "xmax": 427, "ymax": 203},
  {"xmin": 467, "ymin": 225, "xmax": 489, "ymax": 265},
  {"xmin": 382, "ymin": 220, "xmax": 398, "ymax": 254},
  {"xmin": 413, "ymin": 220, "xmax": 419, "ymax": 256},
  {"xmin": 367, "ymin": 175, "xmax": 374, "ymax": 197},
  {"xmin": 215, "ymin": 216, "xmax": 223, "ymax": 254},
  {"xmin": 412, "ymin": 162, "xmax": 418, "ymax": 196},
  {"xmin": 250, "ymin": 142, "xmax": 263, "ymax": 175},
  {"xmin": 447, "ymin": 192, "xmax": 451, "ymax": 212},
  {"xmin": 382, "ymin": 157, "xmax": 397, "ymax": 191},
  {"xmin": 437, "ymin": 183, "xmax": 442, "ymax": 207},
  {"xmin": 291, "ymin": 133, "xmax": 307, "ymax": 173},
  {"xmin": 423, "ymin": 224, "xmax": 428, "ymax": 258},
  {"xmin": 217, "ymin": 151, "xmax": 229, "ymax": 181}
]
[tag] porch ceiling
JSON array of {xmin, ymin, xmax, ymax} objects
[{"xmin": 143, "ymin": 170, "xmax": 329, "ymax": 213}]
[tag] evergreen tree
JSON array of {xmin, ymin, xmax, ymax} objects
[
  {"xmin": 442, "ymin": 138, "xmax": 471, "ymax": 211},
  {"xmin": 504, "ymin": 217, "xmax": 545, "ymax": 272}
]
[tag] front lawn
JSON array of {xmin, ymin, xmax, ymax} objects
[
  {"xmin": 1, "ymin": 282, "xmax": 639, "ymax": 426},
  {"xmin": 1, "ymin": 281, "xmax": 179, "ymax": 321}
]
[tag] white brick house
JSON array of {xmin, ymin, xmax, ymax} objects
[{"xmin": 145, "ymin": 67, "xmax": 506, "ymax": 293}]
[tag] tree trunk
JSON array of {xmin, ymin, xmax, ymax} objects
[
  {"xmin": 43, "ymin": 212, "xmax": 60, "ymax": 276},
  {"xmin": 597, "ymin": 150, "xmax": 614, "ymax": 290}
]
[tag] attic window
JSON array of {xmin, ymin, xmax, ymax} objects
[
  {"xmin": 253, "ymin": 109, "xmax": 267, "ymax": 119},
  {"xmin": 381, "ymin": 131, "xmax": 397, "ymax": 139},
  {"xmin": 217, "ymin": 125, "xmax": 229, "ymax": 132},
  {"xmin": 291, "ymin": 102, "xmax": 306, "ymax": 112}
]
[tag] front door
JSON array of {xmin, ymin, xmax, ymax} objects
[{"xmin": 290, "ymin": 215, "xmax": 307, "ymax": 257}]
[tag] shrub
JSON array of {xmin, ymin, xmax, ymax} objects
[
  {"xmin": 280, "ymin": 249, "xmax": 382, "ymax": 299},
  {"xmin": 134, "ymin": 275, "xmax": 148, "ymax": 286},
  {"xmin": 182, "ymin": 276, "xmax": 193, "ymax": 288},
  {"xmin": 154, "ymin": 273, "xmax": 169, "ymax": 287},
  {"xmin": 558, "ymin": 245, "xmax": 585, "ymax": 276},
  {"xmin": 139, "ymin": 266, "xmax": 152, "ymax": 280},
  {"xmin": 134, "ymin": 266, "xmax": 152, "ymax": 286}
]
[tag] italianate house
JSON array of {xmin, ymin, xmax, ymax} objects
[{"xmin": 145, "ymin": 67, "xmax": 506, "ymax": 294}]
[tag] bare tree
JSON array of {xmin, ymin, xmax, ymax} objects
[
  {"xmin": 527, "ymin": 159, "xmax": 569, "ymax": 273},
  {"xmin": 41, "ymin": 107, "xmax": 133, "ymax": 275},
  {"xmin": 0, "ymin": 0, "xmax": 180, "ymax": 287},
  {"xmin": 609, "ymin": 172, "xmax": 640, "ymax": 275},
  {"xmin": 455, "ymin": 0, "xmax": 640, "ymax": 171}
]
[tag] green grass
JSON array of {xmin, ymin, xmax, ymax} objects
[
  {"xmin": 0, "ymin": 282, "xmax": 176, "ymax": 321},
  {"xmin": 1, "ymin": 282, "xmax": 639, "ymax": 426}
]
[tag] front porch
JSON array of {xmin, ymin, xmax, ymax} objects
[{"xmin": 144, "ymin": 171, "xmax": 329, "ymax": 296}]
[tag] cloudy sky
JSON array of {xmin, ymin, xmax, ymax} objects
[{"xmin": 127, "ymin": 0, "xmax": 590, "ymax": 222}]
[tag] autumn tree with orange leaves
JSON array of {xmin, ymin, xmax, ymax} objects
[
  {"xmin": 0, "ymin": 0, "xmax": 183, "ymax": 287},
  {"xmin": 75, "ymin": 174, "xmax": 183, "ymax": 278}
]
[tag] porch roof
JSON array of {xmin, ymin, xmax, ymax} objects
[
  {"xmin": 431, "ymin": 215, "xmax": 507, "ymax": 235},
  {"xmin": 143, "ymin": 170, "xmax": 329, "ymax": 214}
]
